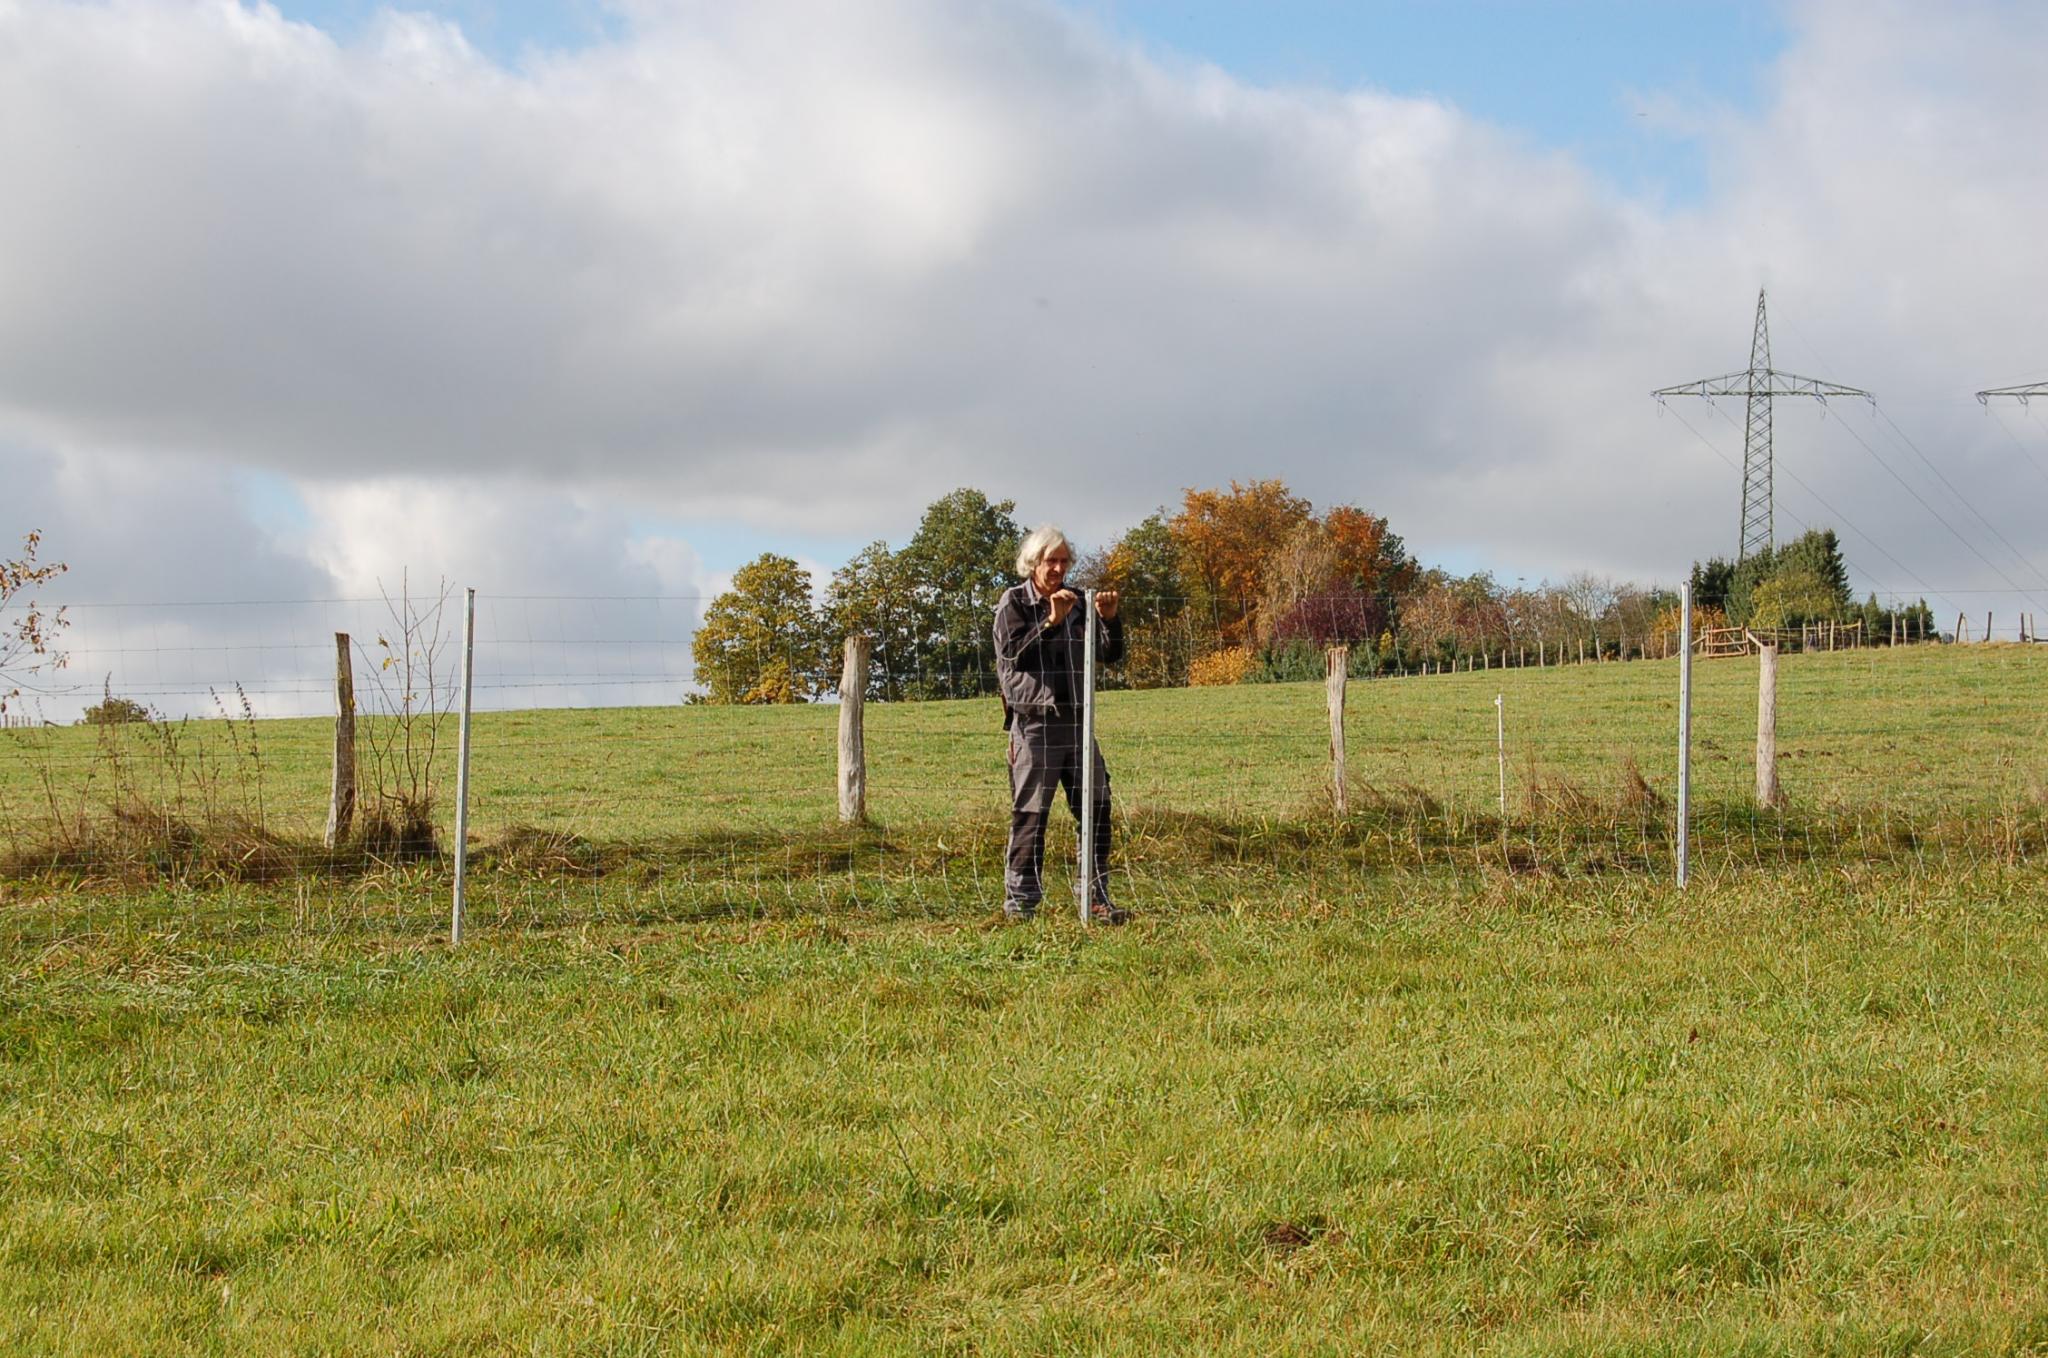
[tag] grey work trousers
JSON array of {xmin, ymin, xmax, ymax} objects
[{"xmin": 1005, "ymin": 710, "xmax": 1112, "ymax": 909}]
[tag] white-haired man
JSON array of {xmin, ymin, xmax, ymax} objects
[{"xmin": 993, "ymin": 525, "xmax": 1126, "ymax": 923}]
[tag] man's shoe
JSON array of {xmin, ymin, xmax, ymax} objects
[
  {"xmin": 1002, "ymin": 901, "xmax": 1038, "ymax": 922},
  {"xmin": 1087, "ymin": 898, "xmax": 1129, "ymax": 926}
]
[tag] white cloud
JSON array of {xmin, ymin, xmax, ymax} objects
[{"xmin": 2, "ymin": 0, "xmax": 2047, "ymax": 631}]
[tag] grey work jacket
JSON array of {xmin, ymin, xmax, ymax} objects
[{"xmin": 993, "ymin": 579, "xmax": 1125, "ymax": 727}]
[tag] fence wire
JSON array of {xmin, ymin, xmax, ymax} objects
[{"xmin": 2, "ymin": 590, "xmax": 2043, "ymax": 945}]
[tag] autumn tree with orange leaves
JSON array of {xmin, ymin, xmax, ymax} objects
[{"xmin": 1168, "ymin": 480, "xmax": 1313, "ymax": 643}]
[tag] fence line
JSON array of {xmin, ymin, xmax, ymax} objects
[{"xmin": 2, "ymin": 582, "xmax": 2043, "ymax": 947}]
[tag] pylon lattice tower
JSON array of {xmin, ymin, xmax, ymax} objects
[{"xmin": 1654, "ymin": 290, "xmax": 1873, "ymax": 562}]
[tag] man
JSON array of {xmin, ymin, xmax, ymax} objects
[{"xmin": 993, "ymin": 525, "xmax": 1126, "ymax": 923}]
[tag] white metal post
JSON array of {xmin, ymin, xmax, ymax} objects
[
  {"xmin": 1077, "ymin": 588, "xmax": 1097, "ymax": 925},
  {"xmin": 1677, "ymin": 579, "xmax": 1693, "ymax": 889},
  {"xmin": 1495, "ymin": 693, "xmax": 1506, "ymax": 818},
  {"xmin": 451, "ymin": 587, "xmax": 477, "ymax": 946}
]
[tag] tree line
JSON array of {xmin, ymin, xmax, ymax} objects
[{"xmin": 691, "ymin": 483, "xmax": 1931, "ymax": 703}]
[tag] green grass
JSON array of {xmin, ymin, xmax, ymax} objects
[
  {"xmin": 3, "ymin": 871, "xmax": 2045, "ymax": 1353},
  {"xmin": 2, "ymin": 645, "xmax": 2046, "ymax": 1351}
]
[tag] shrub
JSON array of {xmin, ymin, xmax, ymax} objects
[
  {"xmin": 80, "ymin": 696, "xmax": 151, "ymax": 726},
  {"xmin": 1268, "ymin": 589, "xmax": 1389, "ymax": 649},
  {"xmin": 1189, "ymin": 646, "xmax": 1257, "ymax": 686}
]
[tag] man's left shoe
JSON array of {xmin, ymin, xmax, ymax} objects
[{"xmin": 1087, "ymin": 898, "xmax": 1129, "ymax": 926}]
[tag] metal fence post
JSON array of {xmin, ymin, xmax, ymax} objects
[
  {"xmin": 1677, "ymin": 579, "xmax": 1692, "ymax": 890},
  {"xmin": 1495, "ymin": 693, "xmax": 1506, "ymax": 818},
  {"xmin": 451, "ymin": 587, "xmax": 477, "ymax": 946},
  {"xmin": 1078, "ymin": 588, "xmax": 1097, "ymax": 925}
]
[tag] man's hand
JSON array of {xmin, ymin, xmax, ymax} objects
[
  {"xmin": 1096, "ymin": 588, "xmax": 1120, "ymax": 621},
  {"xmin": 1045, "ymin": 589, "xmax": 1079, "ymax": 628}
]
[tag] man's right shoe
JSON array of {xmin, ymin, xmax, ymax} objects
[{"xmin": 1002, "ymin": 901, "xmax": 1038, "ymax": 922}]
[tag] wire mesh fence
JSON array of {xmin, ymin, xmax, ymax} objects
[{"xmin": 1, "ymin": 587, "xmax": 2043, "ymax": 945}]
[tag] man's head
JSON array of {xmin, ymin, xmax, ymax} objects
[{"xmin": 1016, "ymin": 525, "xmax": 1073, "ymax": 595}]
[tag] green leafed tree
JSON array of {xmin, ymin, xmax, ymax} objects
[
  {"xmin": 691, "ymin": 554, "xmax": 829, "ymax": 704},
  {"xmin": 894, "ymin": 489, "xmax": 1021, "ymax": 699},
  {"xmin": 1085, "ymin": 511, "xmax": 1192, "ymax": 688},
  {"xmin": 824, "ymin": 541, "xmax": 916, "ymax": 702},
  {"xmin": 1747, "ymin": 568, "xmax": 1844, "ymax": 630},
  {"xmin": 1719, "ymin": 528, "xmax": 1853, "ymax": 627}
]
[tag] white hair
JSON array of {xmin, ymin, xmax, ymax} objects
[{"xmin": 1015, "ymin": 524, "xmax": 1071, "ymax": 578}]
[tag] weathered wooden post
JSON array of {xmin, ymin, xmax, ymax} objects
[
  {"xmin": 1986, "ymin": 611, "xmax": 1994, "ymax": 643},
  {"xmin": 838, "ymin": 635, "xmax": 872, "ymax": 824},
  {"xmin": 1326, "ymin": 646, "xmax": 1348, "ymax": 814},
  {"xmin": 323, "ymin": 632, "xmax": 356, "ymax": 849},
  {"xmin": 1755, "ymin": 637, "xmax": 1783, "ymax": 809}
]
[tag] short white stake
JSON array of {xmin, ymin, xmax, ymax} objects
[{"xmin": 451, "ymin": 587, "xmax": 477, "ymax": 946}]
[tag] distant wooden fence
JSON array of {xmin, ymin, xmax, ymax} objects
[{"xmin": 1695, "ymin": 621, "xmax": 1866, "ymax": 658}]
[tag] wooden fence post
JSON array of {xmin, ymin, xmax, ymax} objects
[
  {"xmin": 838, "ymin": 635, "xmax": 872, "ymax": 823},
  {"xmin": 1755, "ymin": 638, "xmax": 1783, "ymax": 809},
  {"xmin": 1326, "ymin": 646, "xmax": 1348, "ymax": 815},
  {"xmin": 1986, "ymin": 611, "xmax": 1993, "ymax": 643},
  {"xmin": 324, "ymin": 633, "xmax": 356, "ymax": 849}
]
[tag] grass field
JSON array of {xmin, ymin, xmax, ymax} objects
[
  {"xmin": 3, "ymin": 645, "xmax": 2046, "ymax": 1352},
  {"xmin": 4, "ymin": 643, "xmax": 2044, "ymax": 896}
]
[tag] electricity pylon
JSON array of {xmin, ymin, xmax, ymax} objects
[
  {"xmin": 1654, "ymin": 290, "xmax": 1873, "ymax": 562},
  {"xmin": 1976, "ymin": 381, "xmax": 2048, "ymax": 406}
]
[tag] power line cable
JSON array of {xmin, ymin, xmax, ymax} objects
[
  {"xmin": 1774, "ymin": 303, "xmax": 2048, "ymax": 605},
  {"xmin": 1864, "ymin": 402, "xmax": 2048, "ymax": 596},
  {"xmin": 1982, "ymin": 403, "xmax": 2048, "ymax": 493},
  {"xmin": 1665, "ymin": 400, "xmax": 1960, "ymax": 619},
  {"xmin": 1816, "ymin": 404, "xmax": 2048, "ymax": 615}
]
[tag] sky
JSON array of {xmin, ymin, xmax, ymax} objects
[{"xmin": 5, "ymin": 0, "xmax": 2048, "ymax": 715}]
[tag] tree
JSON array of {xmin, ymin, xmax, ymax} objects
[
  {"xmin": 692, "ymin": 554, "xmax": 829, "ymax": 704},
  {"xmin": 1748, "ymin": 568, "xmax": 1841, "ymax": 630},
  {"xmin": 1323, "ymin": 504, "xmax": 1419, "ymax": 621},
  {"xmin": 1689, "ymin": 557, "xmax": 1737, "ymax": 614},
  {"xmin": 1719, "ymin": 529, "xmax": 1852, "ymax": 627},
  {"xmin": 1169, "ymin": 479, "xmax": 1313, "ymax": 643},
  {"xmin": 893, "ymin": 489, "xmax": 1021, "ymax": 699},
  {"xmin": 1398, "ymin": 570, "xmax": 1508, "ymax": 661},
  {"xmin": 80, "ymin": 695, "xmax": 151, "ymax": 725},
  {"xmin": 1254, "ymin": 520, "xmax": 1340, "ymax": 645},
  {"xmin": 824, "ymin": 541, "xmax": 915, "ymax": 701},
  {"xmin": 1268, "ymin": 588, "xmax": 1389, "ymax": 650},
  {"xmin": 1773, "ymin": 528, "xmax": 1852, "ymax": 614},
  {"xmin": 1, "ymin": 530, "xmax": 68, "ymax": 717},
  {"xmin": 1086, "ymin": 511, "xmax": 1192, "ymax": 688}
]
